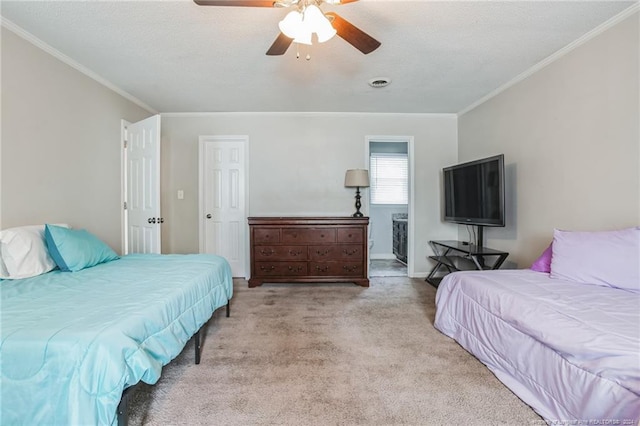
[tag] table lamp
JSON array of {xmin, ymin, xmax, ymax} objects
[{"xmin": 344, "ymin": 169, "xmax": 370, "ymax": 217}]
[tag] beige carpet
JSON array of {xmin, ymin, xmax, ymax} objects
[{"xmin": 128, "ymin": 277, "xmax": 540, "ymax": 425}]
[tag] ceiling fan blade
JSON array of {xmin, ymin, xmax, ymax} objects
[
  {"xmin": 266, "ymin": 33, "xmax": 294, "ymax": 55},
  {"xmin": 194, "ymin": 0, "xmax": 276, "ymax": 7},
  {"xmin": 325, "ymin": 12, "xmax": 380, "ymax": 54}
]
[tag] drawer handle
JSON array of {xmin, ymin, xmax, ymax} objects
[
  {"xmin": 343, "ymin": 249, "xmax": 358, "ymax": 256},
  {"xmin": 343, "ymin": 265, "xmax": 358, "ymax": 272},
  {"xmin": 288, "ymin": 250, "xmax": 302, "ymax": 256},
  {"xmin": 288, "ymin": 266, "xmax": 303, "ymax": 272},
  {"xmin": 260, "ymin": 265, "xmax": 276, "ymax": 271},
  {"xmin": 315, "ymin": 265, "xmax": 329, "ymax": 272},
  {"xmin": 260, "ymin": 248, "xmax": 275, "ymax": 256},
  {"xmin": 316, "ymin": 249, "xmax": 330, "ymax": 256}
]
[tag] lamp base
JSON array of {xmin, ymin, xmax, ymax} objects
[{"xmin": 352, "ymin": 187, "xmax": 363, "ymax": 217}]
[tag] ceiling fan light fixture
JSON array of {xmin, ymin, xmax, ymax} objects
[
  {"xmin": 293, "ymin": 30, "xmax": 313, "ymax": 45},
  {"xmin": 303, "ymin": 4, "xmax": 336, "ymax": 43},
  {"xmin": 279, "ymin": 4, "xmax": 336, "ymax": 46},
  {"xmin": 273, "ymin": 0, "xmax": 295, "ymax": 7},
  {"xmin": 278, "ymin": 10, "xmax": 304, "ymax": 39},
  {"xmin": 316, "ymin": 24, "xmax": 337, "ymax": 43},
  {"xmin": 315, "ymin": 14, "xmax": 337, "ymax": 42}
]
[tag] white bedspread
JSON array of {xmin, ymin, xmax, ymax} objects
[{"xmin": 434, "ymin": 269, "xmax": 640, "ymax": 422}]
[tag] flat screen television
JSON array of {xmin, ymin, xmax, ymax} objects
[{"xmin": 443, "ymin": 154, "xmax": 505, "ymax": 227}]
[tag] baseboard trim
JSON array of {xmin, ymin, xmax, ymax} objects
[{"xmin": 409, "ymin": 272, "xmax": 428, "ymax": 279}]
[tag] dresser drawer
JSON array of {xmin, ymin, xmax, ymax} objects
[
  {"xmin": 282, "ymin": 228, "xmax": 336, "ymax": 244},
  {"xmin": 337, "ymin": 227, "xmax": 364, "ymax": 243},
  {"xmin": 255, "ymin": 262, "xmax": 308, "ymax": 276},
  {"xmin": 309, "ymin": 261, "xmax": 364, "ymax": 276},
  {"xmin": 254, "ymin": 245, "xmax": 307, "ymax": 261},
  {"xmin": 253, "ymin": 228, "xmax": 281, "ymax": 244},
  {"xmin": 309, "ymin": 245, "xmax": 363, "ymax": 261}
]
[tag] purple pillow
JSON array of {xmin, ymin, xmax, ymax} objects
[
  {"xmin": 530, "ymin": 243, "xmax": 552, "ymax": 273},
  {"xmin": 550, "ymin": 227, "xmax": 640, "ymax": 292}
]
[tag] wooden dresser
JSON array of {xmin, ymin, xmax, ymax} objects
[{"xmin": 248, "ymin": 217, "xmax": 369, "ymax": 288}]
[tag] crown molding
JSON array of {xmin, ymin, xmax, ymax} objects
[
  {"xmin": 1, "ymin": 17, "xmax": 158, "ymax": 114},
  {"xmin": 160, "ymin": 111, "xmax": 457, "ymax": 118},
  {"xmin": 458, "ymin": 3, "xmax": 640, "ymax": 116}
]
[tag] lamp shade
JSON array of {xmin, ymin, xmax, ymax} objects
[
  {"xmin": 279, "ymin": 11, "xmax": 304, "ymax": 39},
  {"xmin": 344, "ymin": 169, "xmax": 370, "ymax": 188},
  {"xmin": 304, "ymin": 4, "xmax": 336, "ymax": 43}
]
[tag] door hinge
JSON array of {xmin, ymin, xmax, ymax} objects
[
  {"xmin": 123, "ymin": 201, "xmax": 127, "ymax": 210},
  {"xmin": 123, "ymin": 140, "xmax": 128, "ymax": 149}
]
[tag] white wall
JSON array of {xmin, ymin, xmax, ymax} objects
[
  {"xmin": 161, "ymin": 113, "xmax": 458, "ymax": 276},
  {"xmin": 1, "ymin": 27, "xmax": 152, "ymax": 251},
  {"xmin": 457, "ymin": 12, "xmax": 639, "ymax": 267}
]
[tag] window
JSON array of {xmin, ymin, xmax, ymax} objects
[{"xmin": 370, "ymin": 153, "xmax": 408, "ymax": 205}]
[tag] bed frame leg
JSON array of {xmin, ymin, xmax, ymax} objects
[
  {"xmin": 117, "ymin": 398, "xmax": 129, "ymax": 426},
  {"xmin": 117, "ymin": 385, "xmax": 137, "ymax": 426},
  {"xmin": 194, "ymin": 303, "xmax": 230, "ymax": 365},
  {"xmin": 194, "ymin": 329, "xmax": 201, "ymax": 365}
]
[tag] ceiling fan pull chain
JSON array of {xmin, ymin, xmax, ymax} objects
[{"xmin": 295, "ymin": 43, "xmax": 311, "ymax": 60}]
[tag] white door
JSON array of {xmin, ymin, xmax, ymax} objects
[
  {"xmin": 199, "ymin": 136, "xmax": 247, "ymax": 277},
  {"xmin": 124, "ymin": 115, "xmax": 161, "ymax": 254}
]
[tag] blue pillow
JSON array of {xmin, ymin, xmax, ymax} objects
[{"xmin": 44, "ymin": 224, "xmax": 119, "ymax": 272}]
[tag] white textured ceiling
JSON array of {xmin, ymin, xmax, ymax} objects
[{"xmin": 1, "ymin": 0, "xmax": 636, "ymax": 113}]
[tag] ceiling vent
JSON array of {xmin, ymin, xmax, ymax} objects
[{"xmin": 368, "ymin": 77, "xmax": 391, "ymax": 88}]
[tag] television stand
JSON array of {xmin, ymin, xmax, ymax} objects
[{"xmin": 426, "ymin": 240, "xmax": 509, "ymax": 288}]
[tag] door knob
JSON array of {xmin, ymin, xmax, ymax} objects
[
  {"xmin": 206, "ymin": 214, "xmax": 212, "ymax": 219},
  {"xmin": 148, "ymin": 218, "xmax": 156, "ymax": 224}
]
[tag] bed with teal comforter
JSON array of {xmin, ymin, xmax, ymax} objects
[{"xmin": 0, "ymin": 253, "xmax": 233, "ymax": 425}]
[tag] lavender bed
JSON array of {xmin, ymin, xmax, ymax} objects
[{"xmin": 434, "ymin": 269, "xmax": 640, "ymax": 422}]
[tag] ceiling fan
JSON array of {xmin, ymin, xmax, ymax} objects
[{"xmin": 193, "ymin": 0, "xmax": 381, "ymax": 56}]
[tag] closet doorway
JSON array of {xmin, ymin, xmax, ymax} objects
[
  {"xmin": 198, "ymin": 135, "xmax": 249, "ymax": 278},
  {"xmin": 365, "ymin": 136, "xmax": 414, "ymax": 278}
]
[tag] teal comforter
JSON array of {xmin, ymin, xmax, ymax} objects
[{"xmin": 0, "ymin": 253, "xmax": 233, "ymax": 425}]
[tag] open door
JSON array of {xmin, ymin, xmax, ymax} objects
[{"xmin": 121, "ymin": 115, "xmax": 161, "ymax": 254}]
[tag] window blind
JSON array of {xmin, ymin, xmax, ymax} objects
[{"xmin": 370, "ymin": 153, "xmax": 408, "ymax": 205}]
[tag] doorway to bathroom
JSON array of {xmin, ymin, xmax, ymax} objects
[{"xmin": 366, "ymin": 136, "xmax": 413, "ymax": 278}]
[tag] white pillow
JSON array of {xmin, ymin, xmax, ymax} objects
[
  {"xmin": 0, "ymin": 224, "xmax": 69, "ymax": 280},
  {"xmin": 0, "ymin": 254, "xmax": 8, "ymax": 278},
  {"xmin": 550, "ymin": 227, "xmax": 640, "ymax": 292}
]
